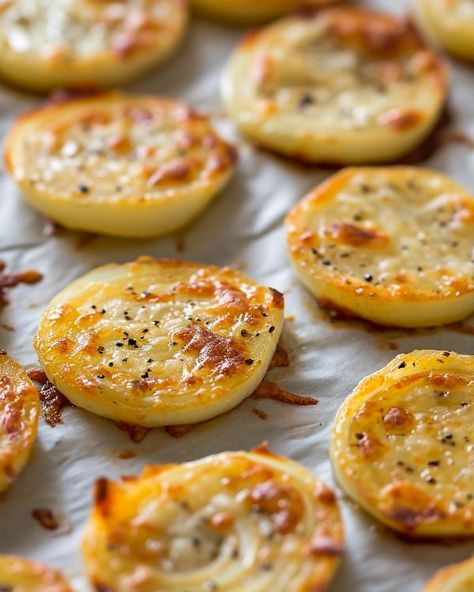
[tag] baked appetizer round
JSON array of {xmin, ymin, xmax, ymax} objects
[
  {"xmin": 0, "ymin": 555, "xmax": 72, "ymax": 591},
  {"xmin": 0, "ymin": 352, "xmax": 39, "ymax": 493},
  {"xmin": 192, "ymin": 0, "xmax": 337, "ymax": 25},
  {"xmin": 331, "ymin": 350, "xmax": 474, "ymax": 538},
  {"xmin": 34, "ymin": 258, "xmax": 284, "ymax": 427},
  {"xmin": 222, "ymin": 7, "xmax": 447, "ymax": 165},
  {"xmin": 4, "ymin": 93, "xmax": 237, "ymax": 238},
  {"xmin": 286, "ymin": 167, "xmax": 474, "ymax": 328},
  {"xmin": 423, "ymin": 556, "xmax": 474, "ymax": 592},
  {"xmin": 82, "ymin": 445, "xmax": 344, "ymax": 592},
  {"xmin": 414, "ymin": 0, "xmax": 474, "ymax": 62},
  {"xmin": 0, "ymin": 0, "xmax": 188, "ymax": 92}
]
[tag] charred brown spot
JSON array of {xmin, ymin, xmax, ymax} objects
[
  {"xmin": 394, "ymin": 273, "xmax": 408, "ymax": 283},
  {"xmin": 250, "ymin": 480, "xmax": 303, "ymax": 534},
  {"xmin": 308, "ymin": 534, "xmax": 343, "ymax": 556},
  {"xmin": 252, "ymin": 380, "xmax": 318, "ymax": 406},
  {"xmin": 380, "ymin": 108, "xmax": 423, "ymax": 131},
  {"xmin": 94, "ymin": 584, "xmax": 114, "ymax": 592},
  {"xmin": 313, "ymin": 482, "xmax": 337, "ymax": 505},
  {"xmin": 49, "ymin": 86, "xmax": 103, "ymax": 106},
  {"xmin": 52, "ymin": 337, "xmax": 71, "ymax": 355},
  {"xmin": 94, "ymin": 477, "xmax": 109, "ymax": 507},
  {"xmin": 174, "ymin": 325, "xmax": 246, "ymax": 377},
  {"xmin": 449, "ymin": 323, "xmax": 474, "ymax": 336},
  {"xmin": 112, "ymin": 31, "xmax": 153, "ymax": 58},
  {"xmin": 381, "ymin": 481, "xmax": 443, "ymax": 530},
  {"xmin": 0, "ymin": 261, "xmax": 42, "ymax": 306},
  {"xmin": 324, "ymin": 8, "xmax": 420, "ymax": 56},
  {"xmin": 299, "ymin": 231, "xmax": 315, "ymax": 245},
  {"xmin": 251, "ymin": 407, "xmax": 268, "ymax": 420},
  {"xmin": 452, "ymin": 200, "xmax": 474, "ymax": 224},
  {"xmin": 387, "ymin": 505, "xmax": 442, "ymax": 529},
  {"xmin": 105, "ymin": 134, "xmax": 131, "ymax": 154},
  {"xmin": 443, "ymin": 131, "xmax": 474, "ymax": 150},
  {"xmin": 252, "ymin": 442, "xmax": 277, "ymax": 457},
  {"xmin": 114, "ymin": 422, "xmax": 150, "ymax": 443},
  {"xmin": 383, "ymin": 407, "xmax": 413, "ymax": 429},
  {"xmin": 1, "ymin": 399, "xmax": 20, "ymax": 438},
  {"xmin": 116, "ymin": 449, "xmax": 136, "ymax": 459},
  {"xmin": 31, "ymin": 508, "xmax": 60, "ymax": 531},
  {"xmin": 205, "ymin": 144, "xmax": 239, "ymax": 174},
  {"xmin": 357, "ymin": 431, "xmax": 386, "ymax": 460},
  {"xmin": 427, "ymin": 373, "xmax": 464, "ymax": 389},
  {"xmin": 39, "ymin": 380, "xmax": 73, "ymax": 427},
  {"xmin": 147, "ymin": 158, "xmax": 192, "ymax": 187},
  {"xmin": 211, "ymin": 512, "xmax": 234, "ymax": 531},
  {"xmin": 164, "ymin": 424, "xmax": 194, "ymax": 439},
  {"xmin": 3, "ymin": 462, "xmax": 15, "ymax": 480},
  {"xmin": 326, "ymin": 223, "xmax": 387, "ymax": 247},
  {"xmin": 269, "ymin": 287, "xmax": 284, "ymax": 309},
  {"xmin": 27, "ymin": 367, "xmax": 48, "ymax": 384},
  {"xmin": 269, "ymin": 344, "xmax": 290, "ymax": 371}
]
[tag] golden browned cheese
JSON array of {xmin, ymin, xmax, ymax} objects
[
  {"xmin": 286, "ymin": 167, "xmax": 474, "ymax": 327},
  {"xmin": 423, "ymin": 556, "xmax": 474, "ymax": 592},
  {"xmin": 414, "ymin": 0, "xmax": 474, "ymax": 61},
  {"xmin": 331, "ymin": 350, "xmax": 474, "ymax": 538},
  {"xmin": 4, "ymin": 93, "xmax": 237, "ymax": 238},
  {"xmin": 0, "ymin": 555, "xmax": 72, "ymax": 591},
  {"xmin": 0, "ymin": 0, "xmax": 188, "ymax": 91},
  {"xmin": 0, "ymin": 352, "xmax": 39, "ymax": 492},
  {"xmin": 82, "ymin": 446, "xmax": 344, "ymax": 591},
  {"xmin": 34, "ymin": 258, "xmax": 284, "ymax": 427},
  {"xmin": 222, "ymin": 7, "xmax": 447, "ymax": 164}
]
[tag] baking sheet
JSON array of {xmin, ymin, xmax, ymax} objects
[{"xmin": 0, "ymin": 1, "xmax": 473, "ymax": 590}]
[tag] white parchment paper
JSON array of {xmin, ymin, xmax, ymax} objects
[{"xmin": 0, "ymin": 1, "xmax": 473, "ymax": 590}]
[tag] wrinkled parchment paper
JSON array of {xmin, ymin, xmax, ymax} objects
[{"xmin": 0, "ymin": 1, "xmax": 473, "ymax": 590}]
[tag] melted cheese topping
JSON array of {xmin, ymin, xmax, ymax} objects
[
  {"xmin": 82, "ymin": 446, "xmax": 343, "ymax": 592},
  {"xmin": 5, "ymin": 93, "xmax": 237, "ymax": 237},
  {"xmin": 0, "ymin": 352, "xmax": 39, "ymax": 493},
  {"xmin": 34, "ymin": 258, "xmax": 284, "ymax": 427},
  {"xmin": 414, "ymin": 0, "xmax": 474, "ymax": 60},
  {"xmin": 222, "ymin": 7, "xmax": 447, "ymax": 164},
  {"xmin": 423, "ymin": 556, "xmax": 474, "ymax": 592},
  {"xmin": 331, "ymin": 350, "xmax": 474, "ymax": 537},
  {"xmin": 286, "ymin": 167, "xmax": 474, "ymax": 327},
  {"xmin": 192, "ymin": 0, "xmax": 337, "ymax": 24},
  {"xmin": 0, "ymin": 0, "xmax": 188, "ymax": 91},
  {"xmin": 0, "ymin": 555, "xmax": 72, "ymax": 592}
]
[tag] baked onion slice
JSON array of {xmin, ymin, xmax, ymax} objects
[
  {"xmin": 222, "ymin": 7, "xmax": 447, "ymax": 164},
  {"xmin": 286, "ymin": 167, "xmax": 474, "ymax": 328},
  {"xmin": 82, "ymin": 445, "xmax": 344, "ymax": 591},
  {"xmin": 0, "ymin": 555, "xmax": 72, "ymax": 591},
  {"xmin": 0, "ymin": 0, "xmax": 188, "ymax": 92},
  {"xmin": 5, "ymin": 93, "xmax": 237, "ymax": 238},
  {"xmin": 34, "ymin": 258, "xmax": 284, "ymax": 427},
  {"xmin": 414, "ymin": 0, "xmax": 474, "ymax": 61},
  {"xmin": 331, "ymin": 350, "xmax": 474, "ymax": 538},
  {"xmin": 0, "ymin": 352, "xmax": 39, "ymax": 493},
  {"xmin": 423, "ymin": 556, "xmax": 474, "ymax": 592}
]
